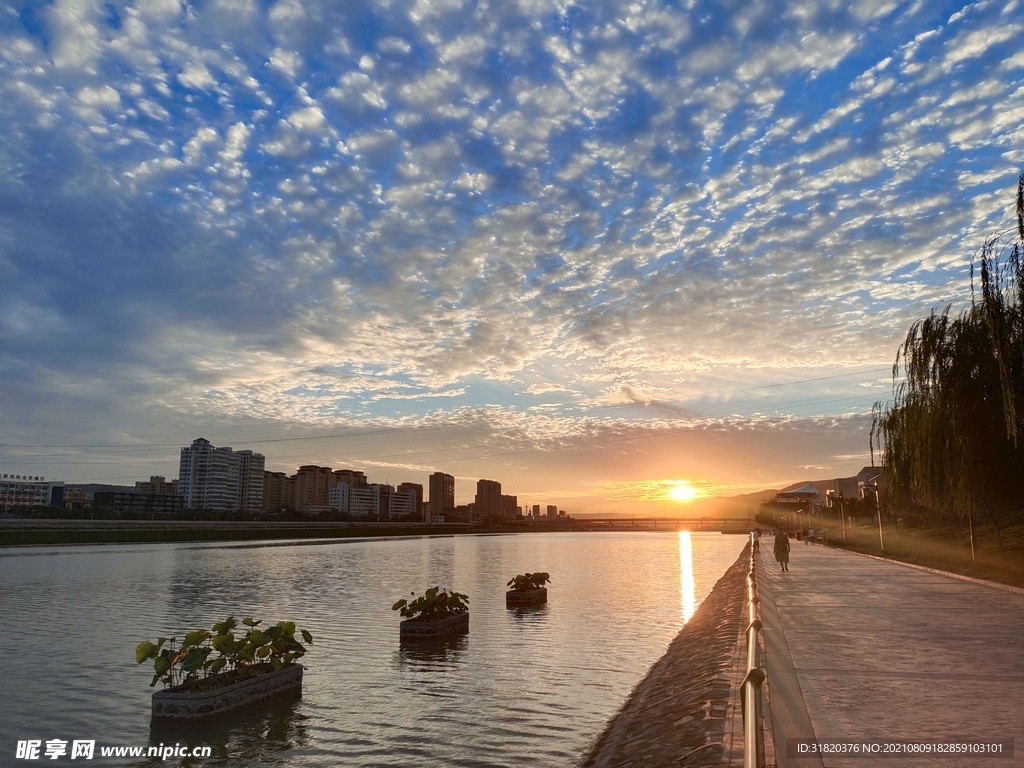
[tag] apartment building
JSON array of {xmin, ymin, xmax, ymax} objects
[
  {"xmin": 349, "ymin": 484, "xmax": 393, "ymax": 519},
  {"xmin": 179, "ymin": 438, "xmax": 265, "ymax": 513},
  {"xmin": 429, "ymin": 472, "xmax": 455, "ymax": 517},
  {"xmin": 262, "ymin": 471, "xmax": 294, "ymax": 513},
  {"xmin": 475, "ymin": 479, "xmax": 502, "ymax": 520},
  {"xmin": 397, "ymin": 482, "xmax": 423, "ymax": 521}
]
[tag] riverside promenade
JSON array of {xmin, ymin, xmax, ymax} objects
[{"xmin": 756, "ymin": 538, "xmax": 1024, "ymax": 767}]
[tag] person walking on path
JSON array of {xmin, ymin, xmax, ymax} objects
[
  {"xmin": 774, "ymin": 532, "xmax": 790, "ymax": 572},
  {"xmin": 751, "ymin": 529, "xmax": 760, "ymax": 552}
]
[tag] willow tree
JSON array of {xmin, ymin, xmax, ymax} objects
[{"xmin": 872, "ymin": 174, "xmax": 1024, "ymax": 547}]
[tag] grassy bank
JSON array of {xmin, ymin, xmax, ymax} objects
[{"xmin": 815, "ymin": 515, "xmax": 1024, "ymax": 588}]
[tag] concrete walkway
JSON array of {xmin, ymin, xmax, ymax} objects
[{"xmin": 757, "ymin": 538, "xmax": 1024, "ymax": 767}]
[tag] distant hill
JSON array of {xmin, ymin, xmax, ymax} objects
[
  {"xmin": 682, "ymin": 478, "xmax": 838, "ymax": 518},
  {"xmin": 683, "ymin": 489, "xmax": 781, "ymax": 518}
]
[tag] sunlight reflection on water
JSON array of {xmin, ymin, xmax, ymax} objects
[{"xmin": 680, "ymin": 531, "xmax": 696, "ymax": 623}]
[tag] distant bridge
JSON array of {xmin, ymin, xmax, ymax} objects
[{"xmin": 576, "ymin": 517, "xmax": 755, "ymax": 532}]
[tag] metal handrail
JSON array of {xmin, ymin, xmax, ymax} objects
[{"xmin": 742, "ymin": 534, "xmax": 766, "ymax": 768}]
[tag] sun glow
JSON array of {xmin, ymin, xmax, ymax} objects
[{"xmin": 668, "ymin": 481, "xmax": 700, "ymax": 503}]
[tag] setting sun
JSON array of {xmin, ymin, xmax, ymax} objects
[{"xmin": 668, "ymin": 481, "xmax": 701, "ymax": 503}]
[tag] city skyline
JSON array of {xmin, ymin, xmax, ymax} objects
[{"xmin": 2, "ymin": 0, "xmax": 1023, "ymax": 514}]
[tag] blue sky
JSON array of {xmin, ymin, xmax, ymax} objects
[{"xmin": 1, "ymin": 0, "xmax": 1022, "ymax": 514}]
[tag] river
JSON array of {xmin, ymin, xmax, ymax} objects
[{"xmin": 0, "ymin": 531, "xmax": 745, "ymax": 766}]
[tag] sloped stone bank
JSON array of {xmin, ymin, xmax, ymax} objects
[{"xmin": 580, "ymin": 546, "xmax": 749, "ymax": 768}]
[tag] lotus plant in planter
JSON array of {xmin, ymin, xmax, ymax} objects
[
  {"xmin": 506, "ymin": 572, "xmax": 550, "ymax": 606},
  {"xmin": 136, "ymin": 616, "xmax": 313, "ymax": 720},
  {"xmin": 393, "ymin": 586, "xmax": 469, "ymax": 639}
]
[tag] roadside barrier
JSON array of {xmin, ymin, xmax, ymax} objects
[{"xmin": 742, "ymin": 534, "xmax": 766, "ymax": 768}]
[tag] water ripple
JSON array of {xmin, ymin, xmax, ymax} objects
[{"xmin": 0, "ymin": 531, "xmax": 743, "ymax": 767}]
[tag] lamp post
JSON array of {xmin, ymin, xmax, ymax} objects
[{"xmin": 838, "ymin": 495, "xmax": 847, "ymax": 543}]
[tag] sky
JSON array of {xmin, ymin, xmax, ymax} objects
[{"xmin": 1, "ymin": 0, "xmax": 1023, "ymax": 516}]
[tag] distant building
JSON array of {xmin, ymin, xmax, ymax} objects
[
  {"xmin": 332, "ymin": 469, "xmax": 367, "ymax": 489},
  {"xmin": 349, "ymin": 484, "xmax": 394, "ymax": 519},
  {"xmin": 546, "ymin": 505, "xmax": 557, "ymax": 518},
  {"xmin": 94, "ymin": 491, "xmax": 183, "ymax": 516},
  {"xmin": 135, "ymin": 476, "xmax": 179, "ymax": 495},
  {"xmin": 0, "ymin": 474, "xmax": 64, "ymax": 508},
  {"xmin": 773, "ymin": 483, "xmax": 821, "ymax": 506},
  {"xmin": 178, "ymin": 438, "xmax": 265, "ymax": 513},
  {"xmin": 475, "ymin": 479, "xmax": 502, "ymax": 520},
  {"xmin": 429, "ymin": 472, "xmax": 455, "ymax": 517},
  {"xmin": 501, "ymin": 494, "xmax": 518, "ymax": 518},
  {"xmin": 236, "ymin": 451, "xmax": 264, "ymax": 513},
  {"xmin": 532, "ymin": 504, "xmax": 541, "ymax": 517},
  {"xmin": 833, "ymin": 476, "xmax": 859, "ymax": 500},
  {"xmin": 262, "ymin": 471, "xmax": 294, "ymax": 513},
  {"xmin": 392, "ymin": 485, "xmax": 418, "ymax": 519},
  {"xmin": 63, "ymin": 486, "xmax": 88, "ymax": 509},
  {"xmin": 293, "ymin": 465, "xmax": 333, "ymax": 511},
  {"xmin": 328, "ymin": 482, "xmax": 350, "ymax": 513},
  {"xmin": 397, "ymin": 482, "xmax": 424, "ymax": 521},
  {"xmin": 857, "ymin": 466, "xmax": 884, "ymax": 504}
]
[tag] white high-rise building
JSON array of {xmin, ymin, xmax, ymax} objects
[
  {"xmin": 392, "ymin": 485, "xmax": 417, "ymax": 519},
  {"xmin": 179, "ymin": 438, "xmax": 265, "ymax": 513},
  {"xmin": 348, "ymin": 483, "xmax": 393, "ymax": 519},
  {"xmin": 329, "ymin": 482, "xmax": 350, "ymax": 512}
]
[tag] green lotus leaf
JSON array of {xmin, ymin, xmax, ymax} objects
[
  {"xmin": 181, "ymin": 647, "xmax": 211, "ymax": 672},
  {"xmin": 211, "ymin": 617, "xmax": 237, "ymax": 634},
  {"xmin": 277, "ymin": 621, "xmax": 296, "ymax": 636},
  {"xmin": 182, "ymin": 629, "xmax": 210, "ymax": 649},
  {"xmin": 136, "ymin": 641, "xmax": 157, "ymax": 664},
  {"xmin": 301, "ymin": 629, "xmax": 313, "ymax": 644}
]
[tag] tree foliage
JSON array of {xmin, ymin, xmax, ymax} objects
[{"xmin": 871, "ymin": 174, "xmax": 1024, "ymax": 542}]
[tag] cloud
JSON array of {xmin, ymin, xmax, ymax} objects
[{"xmin": 1, "ymin": 0, "xmax": 1022, "ymax": 509}]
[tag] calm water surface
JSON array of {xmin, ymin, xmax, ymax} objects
[{"xmin": 0, "ymin": 532, "xmax": 745, "ymax": 766}]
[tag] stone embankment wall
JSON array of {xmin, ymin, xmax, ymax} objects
[{"xmin": 580, "ymin": 546, "xmax": 750, "ymax": 768}]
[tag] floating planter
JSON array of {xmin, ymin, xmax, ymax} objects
[
  {"xmin": 137, "ymin": 617, "xmax": 313, "ymax": 721},
  {"xmin": 393, "ymin": 586, "xmax": 470, "ymax": 640},
  {"xmin": 151, "ymin": 663, "xmax": 303, "ymax": 720},
  {"xmin": 506, "ymin": 572, "xmax": 550, "ymax": 607}
]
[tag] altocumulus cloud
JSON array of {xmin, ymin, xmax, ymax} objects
[{"xmin": 1, "ymin": 0, "xmax": 1023, "ymax": 502}]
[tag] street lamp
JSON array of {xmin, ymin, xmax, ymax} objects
[{"xmin": 837, "ymin": 494, "xmax": 847, "ymax": 543}]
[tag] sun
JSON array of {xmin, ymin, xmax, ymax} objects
[{"xmin": 668, "ymin": 481, "xmax": 700, "ymax": 503}]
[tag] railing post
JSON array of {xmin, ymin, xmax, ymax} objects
[{"xmin": 743, "ymin": 534, "xmax": 765, "ymax": 768}]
